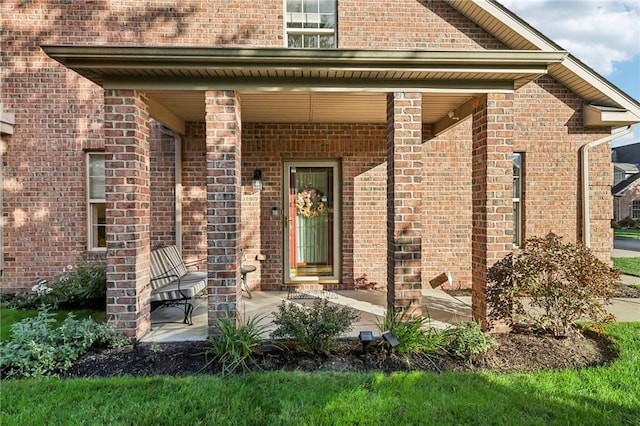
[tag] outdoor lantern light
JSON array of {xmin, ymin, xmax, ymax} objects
[
  {"xmin": 359, "ymin": 330, "xmax": 375, "ymax": 354},
  {"xmin": 252, "ymin": 169, "xmax": 263, "ymax": 191}
]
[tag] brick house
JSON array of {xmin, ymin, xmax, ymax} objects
[
  {"xmin": 2, "ymin": 0, "xmax": 639, "ymax": 338},
  {"xmin": 612, "ymin": 143, "xmax": 640, "ymax": 222}
]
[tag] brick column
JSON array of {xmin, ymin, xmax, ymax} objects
[
  {"xmin": 386, "ymin": 92, "xmax": 423, "ymax": 318},
  {"xmin": 104, "ymin": 89, "xmax": 151, "ymax": 339},
  {"xmin": 205, "ymin": 90, "xmax": 242, "ymax": 328},
  {"xmin": 471, "ymin": 93, "xmax": 514, "ymax": 329}
]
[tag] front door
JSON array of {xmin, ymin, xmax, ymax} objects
[{"xmin": 284, "ymin": 161, "xmax": 340, "ymax": 283}]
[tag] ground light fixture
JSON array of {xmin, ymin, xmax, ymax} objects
[
  {"xmin": 359, "ymin": 330, "xmax": 375, "ymax": 354},
  {"xmin": 382, "ymin": 331, "xmax": 399, "ymax": 355},
  {"xmin": 252, "ymin": 169, "xmax": 263, "ymax": 191}
]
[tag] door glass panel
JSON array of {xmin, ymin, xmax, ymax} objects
[{"xmin": 286, "ymin": 164, "xmax": 337, "ymax": 280}]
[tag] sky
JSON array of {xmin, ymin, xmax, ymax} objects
[{"xmin": 499, "ymin": 0, "xmax": 640, "ymax": 147}]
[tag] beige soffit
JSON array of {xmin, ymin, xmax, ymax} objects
[
  {"xmin": 41, "ymin": 46, "xmax": 565, "ymax": 91},
  {"xmin": 446, "ymin": 0, "xmax": 640, "ymax": 126}
]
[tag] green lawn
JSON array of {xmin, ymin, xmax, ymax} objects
[
  {"xmin": 0, "ymin": 308, "xmax": 106, "ymax": 341},
  {"xmin": 612, "ymin": 257, "xmax": 640, "ymax": 277},
  {"xmin": 2, "ymin": 323, "xmax": 639, "ymax": 425},
  {"xmin": 614, "ymin": 228, "xmax": 640, "ymax": 239}
]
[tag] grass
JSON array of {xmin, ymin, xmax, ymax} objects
[
  {"xmin": 612, "ymin": 257, "xmax": 640, "ymax": 277},
  {"xmin": 0, "ymin": 308, "xmax": 106, "ymax": 341},
  {"xmin": 614, "ymin": 228, "xmax": 640, "ymax": 239},
  {"xmin": 2, "ymin": 323, "xmax": 639, "ymax": 425}
]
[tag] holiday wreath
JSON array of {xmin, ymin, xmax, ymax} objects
[{"xmin": 295, "ymin": 187, "xmax": 326, "ymax": 218}]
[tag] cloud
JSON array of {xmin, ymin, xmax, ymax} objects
[{"xmin": 500, "ymin": 0, "xmax": 640, "ymax": 75}]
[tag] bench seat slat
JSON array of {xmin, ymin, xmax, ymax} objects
[{"xmin": 150, "ymin": 272, "xmax": 207, "ymax": 302}]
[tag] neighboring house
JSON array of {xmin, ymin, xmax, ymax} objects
[
  {"xmin": 612, "ymin": 143, "xmax": 640, "ymax": 221},
  {"xmin": 2, "ymin": 0, "xmax": 639, "ymax": 338}
]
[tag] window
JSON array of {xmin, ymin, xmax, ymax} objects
[
  {"xmin": 632, "ymin": 200, "xmax": 640, "ymax": 219},
  {"xmin": 285, "ymin": 0, "xmax": 336, "ymax": 48},
  {"xmin": 87, "ymin": 153, "xmax": 106, "ymax": 250},
  {"xmin": 513, "ymin": 153, "xmax": 523, "ymax": 247}
]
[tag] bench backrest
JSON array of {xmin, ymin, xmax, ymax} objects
[{"xmin": 150, "ymin": 245, "xmax": 188, "ymax": 290}]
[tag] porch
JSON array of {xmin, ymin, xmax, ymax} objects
[{"xmin": 141, "ymin": 289, "xmax": 472, "ymax": 343}]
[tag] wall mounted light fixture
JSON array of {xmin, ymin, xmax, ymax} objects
[
  {"xmin": 252, "ymin": 169, "xmax": 263, "ymax": 191},
  {"xmin": 447, "ymin": 110, "xmax": 460, "ymax": 120}
]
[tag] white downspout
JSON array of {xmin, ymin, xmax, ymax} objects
[{"xmin": 581, "ymin": 125, "xmax": 633, "ymax": 247}]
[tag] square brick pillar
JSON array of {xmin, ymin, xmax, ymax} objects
[
  {"xmin": 471, "ymin": 93, "xmax": 514, "ymax": 329},
  {"xmin": 205, "ymin": 90, "xmax": 242, "ymax": 329},
  {"xmin": 104, "ymin": 89, "xmax": 151, "ymax": 339},
  {"xmin": 386, "ymin": 92, "xmax": 423, "ymax": 318}
]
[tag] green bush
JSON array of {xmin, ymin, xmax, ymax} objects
[
  {"xmin": 5, "ymin": 258, "xmax": 106, "ymax": 310},
  {"xmin": 207, "ymin": 313, "xmax": 268, "ymax": 376},
  {"xmin": 378, "ymin": 307, "xmax": 447, "ymax": 355},
  {"xmin": 487, "ymin": 233, "xmax": 619, "ymax": 337},
  {"xmin": 0, "ymin": 310, "xmax": 128, "ymax": 378},
  {"xmin": 271, "ymin": 299, "xmax": 359, "ymax": 354},
  {"xmin": 443, "ymin": 321, "xmax": 496, "ymax": 360},
  {"xmin": 618, "ymin": 216, "xmax": 640, "ymax": 229}
]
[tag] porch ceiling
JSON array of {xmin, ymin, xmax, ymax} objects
[{"xmin": 43, "ymin": 46, "xmax": 566, "ymax": 130}]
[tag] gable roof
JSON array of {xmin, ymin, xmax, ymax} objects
[
  {"xmin": 446, "ymin": 0, "xmax": 640, "ymax": 126},
  {"xmin": 613, "ymin": 172, "xmax": 640, "ymax": 196}
]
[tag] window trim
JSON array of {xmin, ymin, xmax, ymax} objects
[
  {"xmin": 87, "ymin": 152, "xmax": 106, "ymax": 251},
  {"xmin": 632, "ymin": 200, "xmax": 640, "ymax": 220},
  {"xmin": 513, "ymin": 152, "xmax": 523, "ymax": 248},
  {"xmin": 284, "ymin": 0, "xmax": 337, "ymax": 48}
]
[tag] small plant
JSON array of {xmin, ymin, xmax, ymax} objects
[
  {"xmin": 443, "ymin": 321, "xmax": 496, "ymax": 360},
  {"xmin": 0, "ymin": 309, "xmax": 128, "ymax": 379},
  {"xmin": 378, "ymin": 307, "xmax": 447, "ymax": 355},
  {"xmin": 271, "ymin": 299, "xmax": 359, "ymax": 354},
  {"xmin": 206, "ymin": 313, "xmax": 268, "ymax": 376},
  {"xmin": 487, "ymin": 233, "xmax": 619, "ymax": 337},
  {"xmin": 6, "ymin": 258, "xmax": 107, "ymax": 310}
]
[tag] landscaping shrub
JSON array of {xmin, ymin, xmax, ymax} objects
[
  {"xmin": 4, "ymin": 258, "xmax": 106, "ymax": 310},
  {"xmin": 487, "ymin": 233, "xmax": 619, "ymax": 337},
  {"xmin": 0, "ymin": 310, "xmax": 128, "ymax": 378},
  {"xmin": 443, "ymin": 321, "xmax": 496, "ymax": 360},
  {"xmin": 378, "ymin": 307, "xmax": 447, "ymax": 355},
  {"xmin": 207, "ymin": 313, "xmax": 268, "ymax": 376},
  {"xmin": 618, "ymin": 216, "xmax": 640, "ymax": 229},
  {"xmin": 271, "ymin": 299, "xmax": 359, "ymax": 354}
]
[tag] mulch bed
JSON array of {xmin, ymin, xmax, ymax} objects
[{"xmin": 62, "ymin": 327, "xmax": 617, "ymax": 378}]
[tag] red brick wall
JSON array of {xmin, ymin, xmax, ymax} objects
[
  {"xmin": 513, "ymin": 76, "xmax": 611, "ymax": 261},
  {"xmin": 422, "ymin": 120, "xmax": 473, "ymax": 290},
  {"xmin": 181, "ymin": 123, "xmax": 208, "ymax": 265},
  {"xmin": 149, "ymin": 123, "xmax": 176, "ymax": 247},
  {"xmin": 339, "ymin": 0, "xmax": 506, "ymax": 49},
  {"xmin": 241, "ymin": 123, "xmax": 388, "ymax": 291}
]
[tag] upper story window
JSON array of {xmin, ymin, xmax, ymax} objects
[
  {"xmin": 513, "ymin": 153, "xmax": 523, "ymax": 247},
  {"xmin": 87, "ymin": 152, "xmax": 106, "ymax": 251},
  {"xmin": 285, "ymin": 0, "xmax": 336, "ymax": 48}
]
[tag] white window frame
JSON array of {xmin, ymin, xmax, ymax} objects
[
  {"xmin": 284, "ymin": 0, "xmax": 337, "ymax": 48},
  {"xmin": 513, "ymin": 152, "xmax": 523, "ymax": 247},
  {"xmin": 87, "ymin": 152, "xmax": 106, "ymax": 251},
  {"xmin": 632, "ymin": 200, "xmax": 640, "ymax": 219}
]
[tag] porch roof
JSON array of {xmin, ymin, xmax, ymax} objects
[{"xmin": 42, "ymin": 46, "xmax": 566, "ymax": 133}]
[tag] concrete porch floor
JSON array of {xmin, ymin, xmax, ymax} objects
[{"xmin": 140, "ymin": 289, "xmax": 474, "ymax": 343}]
